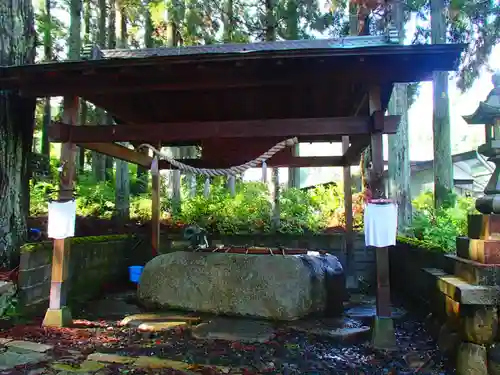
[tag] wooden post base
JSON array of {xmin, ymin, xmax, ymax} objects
[
  {"xmin": 42, "ymin": 307, "xmax": 72, "ymax": 327},
  {"xmin": 371, "ymin": 316, "xmax": 396, "ymax": 350}
]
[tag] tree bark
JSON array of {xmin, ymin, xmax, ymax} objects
[
  {"xmin": 92, "ymin": 0, "xmax": 107, "ymax": 182},
  {"xmin": 105, "ymin": 0, "xmax": 116, "ymax": 181},
  {"xmin": 222, "ymin": 0, "xmax": 234, "ymax": 42},
  {"xmin": 134, "ymin": 0, "xmax": 154, "ymax": 194},
  {"xmin": 41, "ymin": 0, "xmax": 52, "ymax": 157},
  {"xmin": 114, "ymin": 1, "xmax": 130, "ymax": 220},
  {"xmin": 284, "ymin": 0, "xmax": 300, "ymax": 189},
  {"xmin": 387, "ymin": 0, "xmax": 411, "ymax": 231},
  {"xmin": 0, "ymin": 0, "xmax": 36, "ymax": 267},
  {"xmin": 69, "ymin": 0, "xmax": 83, "ymax": 172},
  {"xmin": 431, "ymin": 0, "xmax": 453, "ymax": 208}
]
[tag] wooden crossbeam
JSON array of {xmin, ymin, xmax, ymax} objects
[
  {"xmin": 158, "ymin": 156, "xmax": 345, "ymax": 169},
  {"xmin": 341, "ymin": 136, "xmax": 371, "ymax": 166},
  {"xmin": 77, "ymin": 142, "xmax": 153, "ymax": 167},
  {"xmin": 78, "ymin": 141, "xmax": 348, "ymax": 168},
  {"xmin": 48, "ymin": 116, "xmax": 400, "ymax": 143}
]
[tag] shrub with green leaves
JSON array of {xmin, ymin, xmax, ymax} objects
[{"xmin": 406, "ymin": 191, "xmax": 477, "ymax": 252}]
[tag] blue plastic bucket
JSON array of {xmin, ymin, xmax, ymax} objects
[{"xmin": 128, "ymin": 266, "xmax": 144, "ymax": 283}]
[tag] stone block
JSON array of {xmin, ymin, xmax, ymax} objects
[
  {"xmin": 119, "ymin": 313, "xmax": 201, "ymax": 327},
  {"xmin": 457, "ymin": 342, "xmax": 487, "ymax": 375},
  {"xmin": 137, "ymin": 321, "xmax": 188, "ymax": 332},
  {"xmin": 423, "ymin": 268, "xmax": 500, "ymax": 305},
  {"xmin": 468, "ymin": 215, "xmax": 500, "ymax": 240},
  {"xmin": 450, "ymin": 254, "xmax": 500, "ymax": 285},
  {"xmin": 192, "ymin": 318, "xmax": 275, "ymax": 343},
  {"xmin": 138, "ymin": 252, "xmax": 346, "ymax": 320},
  {"xmin": 0, "ymin": 351, "xmax": 47, "ymax": 370},
  {"xmin": 456, "ymin": 237, "xmax": 500, "ymax": 264},
  {"xmin": 86, "ymin": 353, "xmax": 135, "ymax": 364},
  {"xmin": 6, "ymin": 340, "xmax": 53, "ymax": 353},
  {"xmin": 133, "ymin": 357, "xmax": 189, "ymax": 370},
  {"xmin": 462, "ymin": 306, "xmax": 498, "ymax": 345}
]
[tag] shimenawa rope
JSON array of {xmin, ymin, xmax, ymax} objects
[{"xmin": 138, "ymin": 137, "xmax": 298, "ymax": 177}]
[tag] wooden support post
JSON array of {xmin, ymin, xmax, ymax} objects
[
  {"xmin": 42, "ymin": 96, "xmax": 79, "ymax": 328},
  {"xmin": 151, "ymin": 157, "xmax": 160, "ymax": 257},
  {"xmin": 188, "ymin": 173, "xmax": 196, "ymax": 197},
  {"xmin": 368, "ymin": 86, "xmax": 396, "ymax": 350},
  {"xmin": 342, "ymin": 136, "xmax": 356, "ymax": 289},
  {"xmin": 172, "ymin": 169, "xmax": 181, "ymax": 213},
  {"xmin": 228, "ymin": 176, "xmax": 236, "ymax": 197}
]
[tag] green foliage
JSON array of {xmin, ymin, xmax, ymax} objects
[
  {"xmin": 405, "ymin": 190, "xmax": 477, "ymax": 252},
  {"xmin": 30, "ymin": 163, "xmax": 360, "ymax": 234}
]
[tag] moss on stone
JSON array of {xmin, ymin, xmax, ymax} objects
[
  {"xmin": 21, "ymin": 234, "xmax": 134, "ymax": 253},
  {"xmin": 396, "ymin": 236, "xmax": 447, "ymax": 253}
]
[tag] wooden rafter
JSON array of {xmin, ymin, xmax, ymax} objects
[
  {"xmin": 77, "ymin": 141, "xmax": 352, "ymax": 169},
  {"xmin": 77, "ymin": 142, "xmax": 153, "ymax": 167},
  {"xmin": 49, "ymin": 116, "xmax": 400, "ymax": 143}
]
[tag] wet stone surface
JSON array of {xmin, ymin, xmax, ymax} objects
[{"xmin": 0, "ymin": 292, "xmax": 454, "ymax": 374}]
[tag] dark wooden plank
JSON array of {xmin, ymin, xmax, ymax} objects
[
  {"xmin": 158, "ymin": 156, "xmax": 344, "ymax": 169},
  {"xmin": 42, "ymin": 96, "xmax": 79, "ymax": 328},
  {"xmin": 48, "ymin": 116, "xmax": 400, "ymax": 143},
  {"xmin": 77, "ymin": 142, "xmax": 152, "ymax": 167},
  {"xmin": 341, "ymin": 136, "xmax": 370, "ymax": 166}
]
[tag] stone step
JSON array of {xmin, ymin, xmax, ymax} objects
[
  {"xmin": 456, "ymin": 236, "xmax": 500, "ymax": 264},
  {"xmin": 446, "ymin": 254, "xmax": 500, "ymax": 286},
  {"xmin": 422, "ymin": 268, "xmax": 500, "ymax": 305},
  {"xmin": 467, "ymin": 215, "xmax": 500, "ymax": 240}
]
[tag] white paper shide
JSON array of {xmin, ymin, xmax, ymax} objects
[
  {"xmin": 364, "ymin": 203, "xmax": 398, "ymax": 247},
  {"xmin": 47, "ymin": 200, "xmax": 77, "ymax": 239}
]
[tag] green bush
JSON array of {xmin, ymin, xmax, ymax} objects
[
  {"xmin": 405, "ymin": 191, "xmax": 477, "ymax": 252},
  {"xmin": 29, "ymin": 163, "xmax": 357, "ymax": 234}
]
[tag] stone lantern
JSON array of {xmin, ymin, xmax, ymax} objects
[{"xmin": 463, "ymin": 72, "xmax": 500, "ymax": 213}]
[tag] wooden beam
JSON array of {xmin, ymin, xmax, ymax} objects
[
  {"xmin": 158, "ymin": 156, "xmax": 345, "ymax": 169},
  {"xmin": 48, "ymin": 116, "xmax": 400, "ymax": 143},
  {"xmin": 368, "ymin": 85, "xmax": 396, "ymax": 350},
  {"xmin": 342, "ymin": 136, "xmax": 355, "ymax": 288},
  {"xmin": 77, "ymin": 142, "xmax": 152, "ymax": 167},
  {"xmin": 341, "ymin": 136, "xmax": 370, "ymax": 166}
]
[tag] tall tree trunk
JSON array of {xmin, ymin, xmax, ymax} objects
[
  {"xmin": 284, "ymin": 0, "xmax": 300, "ymax": 189},
  {"xmin": 222, "ymin": 0, "xmax": 234, "ymax": 42},
  {"xmin": 114, "ymin": 2, "xmax": 130, "ymax": 220},
  {"xmin": 264, "ymin": 0, "xmax": 279, "ymax": 230},
  {"xmin": 41, "ymin": 0, "xmax": 52, "ymax": 157},
  {"xmin": 431, "ymin": 0, "xmax": 453, "ymax": 208},
  {"xmin": 92, "ymin": 0, "xmax": 107, "ymax": 181},
  {"xmin": 0, "ymin": 0, "xmax": 36, "ymax": 267},
  {"xmin": 69, "ymin": 0, "xmax": 82, "ymax": 172},
  {"xmin": 387, "ymin": 0, "xmax": 411, "ymax": 230},
  {"xmin": 105, "ymin": 0, "xmax": 116, "ymax": 181},
  {"xmin": 78, "ymin": 0, "xmax": 91, "ymax": 173},
  {"xmin": 134, "ymin": 0, "xmax": 154, "ymax": 194}
]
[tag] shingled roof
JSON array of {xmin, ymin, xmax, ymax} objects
[{"xmin": 98, "ymin": 35, "xmax": 393, "ymax": 60}]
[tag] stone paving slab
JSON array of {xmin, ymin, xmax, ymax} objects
[
  {"xmin": 133, "ymin": 356, "xmax": 190, "ymax": 369},
  {"xmin": 0, "ymin": 350, "xmax": 48, "ymax": 370},
  {"xmin": 192, "ymin": 318, "xmax": 275, "ymax": 343},
  {"xmin": 0, "ymin": 338, "xmax": 12, "ymax": 345},
  {"xmin": 86, "ymin": 353, "xmax": 135, "ymax": 364},
  {"xmin": 119, "ymin": 313, "xmax": 201, "ymax": 327},
  {"xmin": 52, "ymin": 360, "xmax": 106, "ymax": 373},
  {"xmin": 6, "ymin": 340, "xmax": 53, "ymax": 353},
  {"xmin": 137, "ymin": 321, "xmax": 189, "ymax": 332}
]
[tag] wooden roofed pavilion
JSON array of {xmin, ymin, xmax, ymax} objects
[
  {"xmin": 0, "ymin": 36, "xmax": 463, "ymax": 168},
  {"xmin": 0, "ymin": 35, "xmax": 465, "ymax": 344}
]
